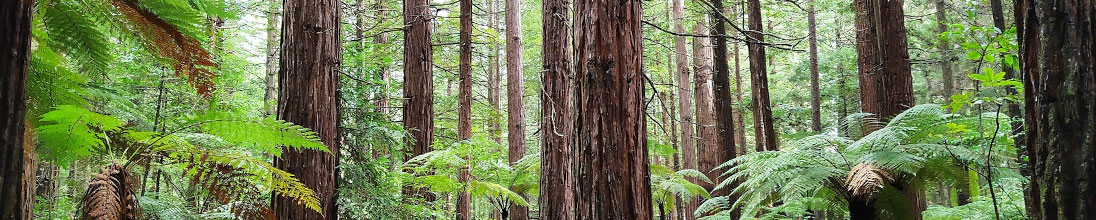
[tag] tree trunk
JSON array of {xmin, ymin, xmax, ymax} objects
[
  {"xmin": 0, "ymin": 0, "xmax": 32, "ymax": 218},
  {"xmin": 1017, "ymin": 0, "xmax": 1095, "ymax": 219},
  {"xmin": 746, "ymin": 0, "xmax": 777, "ymax": 152},
  {"xmin": 404, "ymin": 0, "xmax": 436, "ymax": 201},
  {"xmin": 854, "ymin": 0, "xmax": 916, "ymax": 120},
  {"xmin": 456, "ymin": 0, "xmax": 474, "ymax": 218},
  {"xmin": 936, "ymin": 0, "xmax": 954, "ymax": 100},
  {"xmin": 539, "ymin": 0, "xmax": 574, "ymax": 218},
  {"xmin": 853, "ymin": 0, "xmax": 919, "ymax": 218},
  {"xmin": 373, "ymin": 0, "xmax": 390, "ymax": 115},
  {"xmin": 692, "ymin": 22, "xmax": 720, "ymax": 194},
  {"xmin": 264, "ymin": 0, "xmax": 280, "ymax": 116},
  {"xmin": 504, "ymin": 0, "xmax": 529, "ymax": 218},
  {"xmin": 709, "ymin": 0, "xmax": 738, "ymax": 200},
  {"xmin": 489, "ymin": 0, "xmax": 503, "ymax": 144},
  {"xmin": 808, "ymin": 0, "xmax": 822, "ymax": 133},
  {"xmin": 731, "ymin": 6, "xmax": 746, "ymax": 155},
  {"xmin": 672, "ymin": 1, "xmax": 698, "ymax": 218},
  {"xmin": 573, "ymin": 0, "xmax": 652, "ymax": 218},
  {"xmin": 988, "ymin": 0, "xmax": 1027, "ymax": 211},
  {"xmin": 272, "ymin": 0, "xmax": 341, "ymax": 217}
]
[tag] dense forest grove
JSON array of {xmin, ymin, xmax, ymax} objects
[{"xmin": 1, "ymin": 0, "xmax": 1095, "ymax": 219}]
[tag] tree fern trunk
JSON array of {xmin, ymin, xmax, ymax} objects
[
  {"xmin": 272, "ymin": 0, "xmax": 341, "ymax": 217},
  {"xmin": 0, "ymin": 0, "xmax": 33, "ymax": 218}
]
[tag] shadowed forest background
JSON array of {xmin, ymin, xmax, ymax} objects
[{"xmin": 0, "ymin": 0, "xmax": 1093, "ymax": 219}]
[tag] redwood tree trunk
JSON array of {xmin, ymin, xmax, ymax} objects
[
  {"xmin": 488, "ymin": 0, "xmax": 503, "ymax": 144},
  {"xmin": 808, "ymin": 0, "xmax": 822, "ymax": 133},
  {"xmin": 504, "ymin": 0, "xmax": 529, "ymax": 218},
  {"xmin": 539, "ymin": 0, "xmax": 574, "ymax": 218},
  {"xmin": 403, "ymin": 0, "xmax": 435, "ymax": 201},
  {"xmin": 936, "ymin": 0, "xmax": 954, "ymax": 100},
  {"xmin": 573, "ymin": 0, "xmax": 652, "ymax": 218},
  {"xmin": 671, "ymin": 1, "xmax": 698, "ymax": 218},
  {"xmin": 710, "ymin": 0, "xmax": 738, "ymax": 200},
  {"xmin": 853, "ymin": 0, "xmax": 918, "ymax": 218},
  {"xmin": 456, "ymin": 0, "xmax": 473, "ymax": 217},
  {"xmin": 854, "ymin": 0, "xmax": 916, "ymax": 120},
  {"xmin": 746, "ymin": 0, "xmax": 777, "ymax": 151},
  {"xmin": 1017, "ymin": 0, "xmax": 1095, "ymax": 219},
  {"xmin": 273, "ymin": 0, "xmax": 341, "ymax": 217},
  {"xmin": 1, "ymin": 0, "xmax": 33, "ymax": 218},
  {"xmin": 692, "ymin": 23, "xmax": 720, "ymax": 195}
]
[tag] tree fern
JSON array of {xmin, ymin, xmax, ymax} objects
[
  {"xmin": 37, "ymin": 105, "xmax": 124, "ymax": 166},
  {"xmin": 189, "ymin": 111, "xmax": 328, "ymax": 157},
  {"xmin": 38, "ymin": 0, "xmax": 114, "ymax": 73}
]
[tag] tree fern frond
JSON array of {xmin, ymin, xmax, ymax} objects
[
  {"xmin": 81, "ymin": 164, "xmax": 142, "ymax": 220},
  {"xmin": 172, "ymin": 148, "xmax": 322, "ymax": 215},
  {"xmin": 108, "ymin": 0, "xmax": 216, "ymax": 97},
  {"xmin": 190, "ymin": 112, "xmax": 329, "ymax": 157},
  {"xmin": 39, "ymin": 0, "xmax": 113, "ymax": 73},
  {"xmin": 26, "ymin": 47, "xmax": 88, "ymax": 118},
  {"xmin": 37, "ymin": 105, "xmax": 124, "ymax": 166},
  {"xmin": 470, "ymin": 180, "xmax": 529, "ymax": 207},
  {"xmin": 845, "ymin": 163, "xmax": 892, "ymax": 200}
]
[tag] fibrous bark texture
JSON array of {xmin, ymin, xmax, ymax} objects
[
  {"xmin": 263, "ymin": 0, "xmax": 279, "ymax": 116},
  {"xmin": 539, "ymin": 0, "xmax": 574, "ymax": 218},
  {"xmin": 672, "ymin": 1, "xmax": 698, "ymax": 218},
  {"xmin": 505, "ymin": 0, "xmax": 529, "ymax": 218},
  {"xmin": 692, "ymin": 22, "xmax": 720, "ymax": 195},
  {"xmin": 854, "ymin": 0, "xmax": 916, "ymax": 120},
  {"xmin": 273, "ymin": 0, "xmax": 341, "ymax": 217},
  {"xmin": 1, "ymin": 0, "xmax": 33, "ymax": 218},
  {"xmin": 456, "ymin": 0, "xmax": 473, "ymax": 217},
  {"xmin": 709, "ymin": 0, "xmax": 738, "ymax": 202},
  {"xmin": 403, "ymin": 0, "xmax": 436, "ymax": 200},
  {"xmin": 573, "ymin": 0, "xmax": 652, "ymax": 218},
  {"xmin": 1017, "ymin": 0, "xmax": 1095, "ymax": 219},
  {"xmin": 808, "ymin": 0, "xmax": 822, "ymax": 133}
]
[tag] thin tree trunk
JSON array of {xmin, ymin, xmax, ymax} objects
[
  {"xmin": 709, "ymin": 0, "xmax": 737, "ymax": 200},
  {"xmin": 373, "ymin": 0, "xmax": 390, "ymax": 115},
  {"xmin": 539, "ymin": 0, "xmax": 574, "ymax": 218},
  {"xmin": 732, "ymin": 21, "xmax": 746, "ymax": 156},
  {"xmin": 692, "ymin": 22, "xmax": 719, "ymax": 194},
  {"xmin": 404, "ymin": 0, "xmax": 436, "ymax": 201},
  {"xmin": 988, "ymin": 0, "xmax": 1026, "ymax": 211},
  {"xmin": 672, "ymin": 1, "xmax": 698, "ymax": 218},
  {"xmin": 264, "ymin": 0, "xmax": 280, "ymax": 116},
  {"xmin": 746, "ymin": 0, "xmax": 777, "ymax": 152},
  {"xmin": 1015, "ymin": 0, "xmax": 1042, "ymax": 217},
  {"xmin": 488, "ymin": 0, "xmax": 503, "ymax": 144},
  {"xmin": 808, "ymin": 0, "xmax": 822, "ymax": 133},
  {"xmin": 0, "ymin": 0, "xmax": 33, "ymax": 218},
  {"xmin": 936, "ymin": 0, "xmax": 954, "ymax": 100},
  {"xmin": 573, "ymin": 0, "xmax": 652, "ymax": 218},
  {"xmin": 272, "ymin": 0, "xmax": 342, "ymax": 217},
  {"xmin": 504, "ymin": 0, "xmax": 529, "ymax": 218},
  {"xmin": 456, "ymin": 0, "xmax": 474, "ymax": 217}
]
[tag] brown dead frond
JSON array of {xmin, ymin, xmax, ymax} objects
[
  {"xmin": 110, "ymin": 0, "xmax": 216, "ymax": 97},
  {"xmin": 81, "ymin": 164, "xmax": 141, "ymax": 220},
  {"xmin": 183, "ymin": 153, "xmax": 274, "ymax": 220},
  {"xmin": 845, "ymin": 163, "xmax": 893, "ymax": 200}
]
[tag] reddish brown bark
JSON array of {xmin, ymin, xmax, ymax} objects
[
  {"xmin": 573, "ymin": 0, "xmax": 651, "ymax": 218},
  {"xmin": 808, "ymin": 0, "xmax": 822, "ymax": 133},
  {"xmin": 539, "ymin": 0, "xmax": 574, "ymax": 218},
  {"xmin": 854, "ymin": 0, "xmax": 916, "ymax": 120},
  {"xmin": 456, "ymin": 0, "xmax": 473, "ymax": 217},
  {"xmin": 936, "ymin": 0, "xmax": 954, "ymax": 100},
  {"xmin": 272, "ymin": 0, "xmax": 342, "ymax": 217},
  {"xmin": 692, "ymin": 23, "xmax": 720, "ymax": 194},
  {"xmin": 746, "ymin": 0, "xmax": 777, "ymax": 152},
  {"xmin": 1, "ymin": 1, "xmax": 33, "ymax": 218},
  {"xmin": 403, "ymin": 0, "xmax": 435, "ymax": 201},
  {"xmin": 488, "ymin": 0, "xmax": 502, "ymax": 144},
  {"xmin": 504, "ymin": 0, "xmax": 529, "ymax": 218},
  {"xmin": 1017, "ymin": 0, "xmax": 1095, "ymax": 219}
]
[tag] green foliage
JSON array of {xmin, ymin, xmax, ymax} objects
[
  {"xmin": 36, "ymin": 105, "xmax": 124, "ymax": 166},
  {"xmin": 190, "ymin": 112, "xmax": 329, "ymax": 157}
]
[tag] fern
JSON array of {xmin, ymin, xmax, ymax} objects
[
  {"xmin": 39, "ymin": 0, "xmax": 114, "ymax": 73},
  {"xmin": 189, "ymin": 111, "xmax": 329, "ymax": 157},
  {"xmin": 26, "ymin": 47, "xmax": 89, "ymax": 119},
  {"xmin": 37, "ymin": 105, "xmax": 124, "ymax": 166}
]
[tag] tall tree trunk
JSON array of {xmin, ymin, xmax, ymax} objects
[
  {"xmin": 456, "ymin": 0, "xmax": 474, "ymax": 218},
  {"xmin": 855, "ymin": 0, "xmax": 916, "ymax": 119},
  {"xmin": 853, "ymin": 0, "xmax": 919, "ymax": 218},
  {"xmin": 489, "ymin": 0, "xmax": 503, "ymax": 144},
  {"xmin": 264, "ymin": 0, "xmax": 280, "ymax": 116},
  {"xmin": 936, "ymin": 0, "xmax": 954, "ymax": 101},
  {"xmin": 731, "ymin": 6, "xmax": 746, "ymax": 155},
  {"xmin": 808, "ymin": 0, "xmax": 822, "ymax": 133},
  {"xmin": 539, "ymin": 0, "xmax": 574, "ymax": 218},
  {"xmin": 273, "ymin": 0, "xmax": 341, "ymax": 217},
  {"xmin": 672, "ymin": 1, "xmax": 698, "ymax": 218},
  {"xmin": 709, "ymin": 0, "xmax": 738, "ymax": 200},
  {"xmin": 504, "ymin": 0, "xmax": 529, "ymax": 218},
  {"xmin": 1017, "ymin": 0, "xmax": 1095, "ymax": 219},
  {"xmin": 0, "ymin": 0, "xmax": 32, "ymax": 218},
  {"xmin": 692, "ymin": 22, "xmax": 719, "ymax": 195},
  {"xmin": 404, "ymin": 0, "xmax": 436, "ymax": 201},
  {"xmin": 988, "ymin": 0, "xmax": 1027, "ymax": 211},
  {"xmin": 573, "ymin": 0, "xmax": 652, "ymax": 218},
  {"xmin": 746, "ymin": 0, "xmax": 777, "ymax": 152}
]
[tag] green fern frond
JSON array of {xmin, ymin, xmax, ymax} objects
[
  {"xmin": 36, "ymin": 105, "xmax": 124, "ymax": 166},
  {"xmin": 26, "ymin": 47, "xmax": 89, "ymax": 119},
  {"xmin": 190, "ymin": 112, "xmax": 328, "ymax": 157},
  {"xmin": 39, "ymin": 0, "xmax": 113, "ymax": 73},
  {"xmin": 470, "ymin": 180, "xmax": 529, "ymax": 207},
  {"xmin": 171, "ymin": 148, "xmax": 323, "ymax": 214}
]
